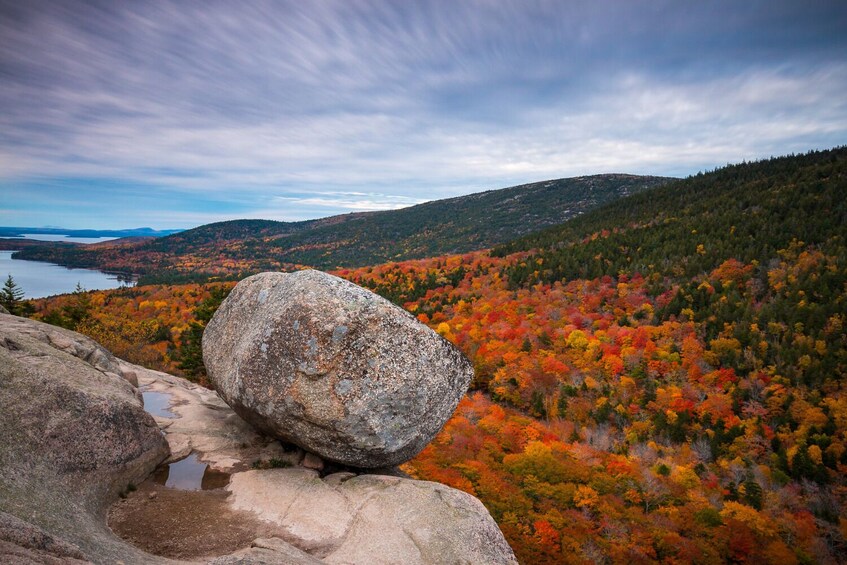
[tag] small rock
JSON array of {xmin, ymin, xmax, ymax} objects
[
  {"xmin": 148, "ymin": 492, "xmax": 158, "ymax": 500},
  {"xmin": 278, "ymin": 447, "xmax": 305, "ymax": 467},
  {"xmin": 323, "ymin": 472, "xmax": 356, "ymax": 487},
  {"xmin": 209, "ymin": 537, "xmax": 322, "ymax": 565},
  {"xmin": 118, "ymin": 363, "xmax": 140, "ymax": 387},
  {"xmin": 302, "ymin": 452, "xmax": 324, "ymax": 471},
  {"xmin": 46, "ymin": 333, "xmax": 75, "ymax": 351}
]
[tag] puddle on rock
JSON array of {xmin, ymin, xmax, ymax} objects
[
  {"xmin": 142, "ymin": 390, "xmax": 177, "ymax": 418},
  {"xmin": 153, "ymin": 452, "xmax": 231, "ymax": 491},
  {"xmin": 109, "ymin": 469, "xmax": 272, "ymax": 560}
]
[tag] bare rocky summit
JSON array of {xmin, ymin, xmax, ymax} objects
[
  {"xmin": 0, "ymin": 312, "xmax": 516, "ymax": 564},
  {"xmin": 203, "ymin": 270, "xmax": 473, "ymax": 468}
]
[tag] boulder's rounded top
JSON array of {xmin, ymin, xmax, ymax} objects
[{"xmin": 203, "ymin": 269, "xmax": 473, "ymax": 468}]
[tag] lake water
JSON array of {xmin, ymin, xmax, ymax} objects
[
  {"xmin": 0, "ymin": 233, "xmax": 118, "ymax": 244},
  {"xmin": 0, "ymin": 251, "xmax": 134, "ymax": 299}
]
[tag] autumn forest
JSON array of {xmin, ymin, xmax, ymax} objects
[{"xmin": 15, "ymin": 148, "xmax": 847, "ymax": 563}]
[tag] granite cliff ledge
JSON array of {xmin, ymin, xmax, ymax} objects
[{"xmin": 0, "ymin": 310, "xmax": 516, "ymax": 563}]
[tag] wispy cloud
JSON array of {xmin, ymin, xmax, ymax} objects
[
  {"xmin": 1, "ymin": 1, "xmax": 845, "ymax": 228},
  {"xmin": 273, "ymin": 192, "xmax": 427, "ymax": 212}
]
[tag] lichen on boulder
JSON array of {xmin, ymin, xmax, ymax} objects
[{"xmin": 202, "ymin": 270, "xmax": 473, "ymax": 468}]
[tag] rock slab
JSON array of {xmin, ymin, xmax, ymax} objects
[
  {"xmin": 0, "ymin": 314, "xmax": 170, "ymax": 564},
  {"xmin": 227, "ymin": 469, "xmax": 517, "ymax": 565},
  {"xmin": 142, "ymin": 369, "xmax": 517, "ymax": 564},
  {"xmin": 203, "ymin": 270, "xmax": 473, "ymax": 468}
]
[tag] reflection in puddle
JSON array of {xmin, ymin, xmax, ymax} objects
[
  {"xmin": 153, "ymin": 453, "xmax": 230, "ymax": 491},
  {"xmin": 142, "ymin": 390, "xmax": 177, "ymax": 418}
]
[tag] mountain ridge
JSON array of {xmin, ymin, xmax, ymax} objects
[
  {"xmin": 14, "ymin": 173, "xmax": 673, "ymax": 283},
  {"xmin": 495, "ymin": 147, "xmax": 847, "ymax": 286}
]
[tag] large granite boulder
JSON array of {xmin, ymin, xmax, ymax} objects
[
  {"xmin": 203, "ymin": 270, "xmax": 473, "ymax": 468},
  {"xmin": 0, "ymin": 313, "xmax": 170, "ymax": 564}
]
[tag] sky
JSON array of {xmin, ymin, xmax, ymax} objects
[{"xmin": 1, "ymin": 1, "xmax": 846, "ymax": 230}]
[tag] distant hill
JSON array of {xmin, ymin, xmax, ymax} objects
[
  {"xmin": 14, "ymin": 174, "xmax": 671, "ymax": 283},
  {"xmin": 86, "ymin": 236, "xmax": 156, "ymax": 249},
  {"xmin": 495, "ymin": 147, "xmax": 847, "ymax": 286}
]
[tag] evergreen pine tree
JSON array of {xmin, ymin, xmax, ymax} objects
[
  {"xmin": 61, "ymin": 283, "xmax": 92, "ymax": 329},
  {"xmin": 176, "ymin": 286, "xmax": 230, "ymax": 381},
  {"xmin": 1, "ymin": 275, "xmax": 24, "ymax": 315}
]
